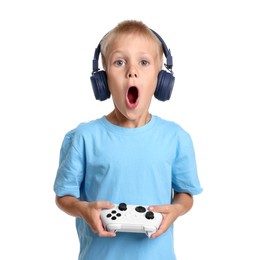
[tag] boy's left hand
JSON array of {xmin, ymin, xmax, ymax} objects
[
  {"xmin": 148, "ymin": 204, "xmax": 178, "ymax": 238},
  {"xmin": 149, "ymin": 193, "xmax": 193, "ymax": 238}
]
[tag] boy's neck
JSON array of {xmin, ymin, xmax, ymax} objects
[{"xmin": 106, "ymin": 110, "xmax": 151, "ymax": 128}]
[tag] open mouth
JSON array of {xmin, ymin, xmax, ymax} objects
[{"xmin": 127, "ymin": 86, "xmax": 139, "ymax": 104}]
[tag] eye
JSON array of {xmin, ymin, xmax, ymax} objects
[
  {"xmin": 140, "ymin": 60, "xmax": 149, "ymax": 66},
  {"xmin": 114, "ymin": 59, "xmax": 125, "ymax": 67}
]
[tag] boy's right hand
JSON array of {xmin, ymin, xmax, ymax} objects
[
  {"xmin": 56, "ymin": 196, "xmax": 116, "ymax": 237},
  {"xmin": 81, "ymin": 200, "xmax": 116, "ymax": 237}
]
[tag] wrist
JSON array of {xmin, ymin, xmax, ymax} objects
[{"xmin": 74, "ymin": 201, "xmax": 89, "ymax": 218}]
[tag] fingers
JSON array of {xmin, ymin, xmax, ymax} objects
[
  {"xmin": 94, "ymin": 212, "xmax": 116, "ymax": 237},
  {"xmin": 98, "ymin": 230, "xmax": 116, "ymax": 237},
  {"xmin": 83, "ymin": 200, "xmax": 115, "ymax": 236},
  {"xmin": 148, "ymin": 204, "xmax": 174, "ymax": 239},
  {"xmin": 92, "ymin": 220, "xmax": 116, "ymax": 237},
  {"xmin": 150, "ymin": 221, "xmax": 168, "ymax": 238}
]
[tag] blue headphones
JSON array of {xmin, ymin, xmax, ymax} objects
[{"xmin": 90, "ymin": 29, "xmax": 175, "ymax": 101}]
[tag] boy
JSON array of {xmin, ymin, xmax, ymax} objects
[{"xmin": 54, "ymin": 20, "xmax": 202, "ymax": 259}]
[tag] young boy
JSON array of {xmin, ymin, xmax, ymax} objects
[{"xmin": 54, "ymin": 20, "xmax": 202, "ymax": 259}]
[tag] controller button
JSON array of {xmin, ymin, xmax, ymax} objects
[
  {"xmin": 118, "ymin": 203, "xmax": 127, "ymax": 211},
  {"xmin": 145, "ymin": 211, "xmax": 154, "ymax": 220},
  {"xmin": 111, "ymin": 216, "xmax": 117, "ymax": 220},
  {"xmin": 135, "ymin": 206, "xmax": 146, "ymax": 213},
  {"xmin": 111, "ymin": 210, "xmax": 117, "ymax": 214},
  {"xmin": 116, "ymin": 213, "xmax": 121, "ymax": 217},
  {"xmin": 106, "ymin": 213, "xmax": 112, "ymax": 218}
]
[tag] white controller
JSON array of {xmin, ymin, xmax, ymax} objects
[{"xmin": 101, "ymin": 203, "xmax": 163, "ymax": 238}]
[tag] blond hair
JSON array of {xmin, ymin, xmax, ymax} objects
[{"xmin": 100, "ymin": 20, "xmax": 163, "ymax": 69}]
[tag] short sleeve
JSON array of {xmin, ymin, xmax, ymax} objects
[
  {"xmin": 172, "ymin": 131, "xmax": 203, "ymax": 195},
  {"xmin": 53, "ymin": 131, "xmax": 85, "ymax": 198}
]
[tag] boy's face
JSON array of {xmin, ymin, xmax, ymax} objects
[{"xmin": 105, "ymin": 33, "xmax": 161, "ymax": 126}]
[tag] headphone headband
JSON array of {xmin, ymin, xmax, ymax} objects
[
  {"xmin": 92, "ymin": 44, "xmax": 101, "ymax": 73},
  {"xmin": 149, "ymin": 29, "xmax": 173, "ymax": 71}
]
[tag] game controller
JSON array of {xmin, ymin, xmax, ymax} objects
[{"xmin": 101, "ymin": 203, "xmax": 163, "ymax": 238}]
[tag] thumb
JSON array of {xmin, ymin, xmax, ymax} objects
[
  {"xmin": 96, "ymin": 200, "xmax": 115, "ymax": 210},
  {"xmin": 149, "ymin": 204, "xmax": 171, "ymax": 213}
]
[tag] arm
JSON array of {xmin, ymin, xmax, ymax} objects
[
  {"xmin": 55, "ymin": 195, "xmax": 116, "ymax": 237},
  {"xmin": 149, "ymin": 192, "xmax": 193, "ymax": 238}
]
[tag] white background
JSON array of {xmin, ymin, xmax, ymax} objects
[{"xmin": 0, "ymin": 0, "xmax": 258, "ymax": 259}]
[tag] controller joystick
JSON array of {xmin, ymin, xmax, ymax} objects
[{"xmin": 118, "ymin": 203, "xmax": 127, "ymax": 211}]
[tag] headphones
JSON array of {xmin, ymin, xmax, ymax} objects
[{"xmin": 90, "ymin": 29, "xmax": 175, "ymax": 101}]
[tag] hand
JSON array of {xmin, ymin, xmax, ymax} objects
[
  {"xmin": 80, "ymin": 200, "xmax": 116, "ymax": 237},
  {"xmin": 56, "ymin": 196, "xmax": 117, "ymax": 237},
  {"xmin": 148, "ymin": 204, "xmax": 179, "ymax": 239},
  {"xmin": 148, "ymin": 193, "xmax": 193, "ymax": 238}
]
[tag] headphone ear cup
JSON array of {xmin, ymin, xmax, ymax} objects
[
  {"xmin": 90, "ymin": 70, "xmax": 110, "ymax": 101},
  {"xmin": 154, "ymin": 70, "xmax": 175, "ymax": 101}
]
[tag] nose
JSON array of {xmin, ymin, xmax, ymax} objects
[
  {"xmin": 127, "ymin": 64, "xmax": 138, "ymax": 78},
  {"xmin": 129, "ymin": 73, "xmax": 137, "ymax": 78}
]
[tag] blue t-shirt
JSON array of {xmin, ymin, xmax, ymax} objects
[{"xmin": 54, "ymin": 115, "xmax": 202, "ymax": 260}]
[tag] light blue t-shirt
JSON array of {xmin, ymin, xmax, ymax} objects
[{"xmin": 54, "ymin": 115, "xmax": 202, "ymax": 260}]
